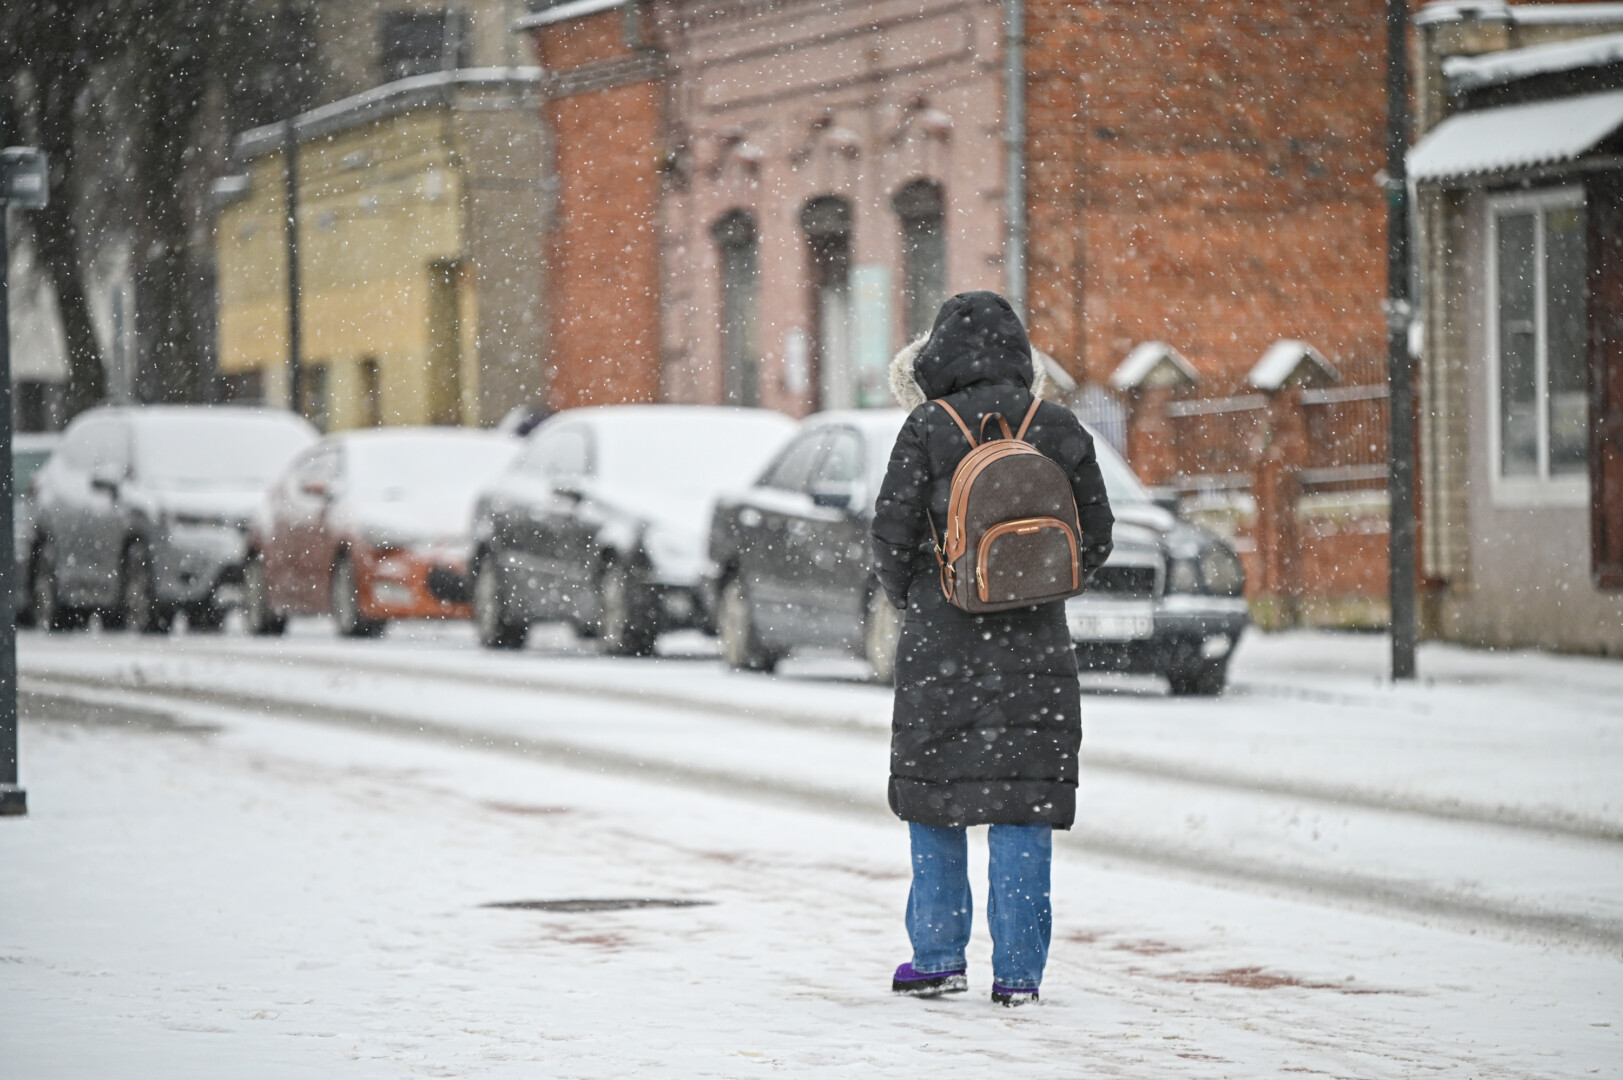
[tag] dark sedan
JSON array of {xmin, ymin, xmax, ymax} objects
[
  {"xmin": 707, "ymin": 408, "xmax": 1249, "ymax": 694},
  {"xmin": 470, "ymin": 405, "xmax": 796, "ymax": 655}
]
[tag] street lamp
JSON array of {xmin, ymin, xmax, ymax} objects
[{"xmin": 0, "ymin": 146, "xmax": 49, "ymax": 817}]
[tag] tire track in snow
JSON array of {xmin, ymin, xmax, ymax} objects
[
  {"xmin": 23, "ymin": 639, "xmax": 1622, "ymax": 844},
  {"xmin": 21, "ymin": 673, "xmax": 1623, "ymax": 952}
]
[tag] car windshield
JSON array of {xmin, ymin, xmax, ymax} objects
[
  {"xmin": 346, "ymin": 434, "xmax": 518, "ymax": 502},
  {"xmin": 593, "ymin": 412, "xmax": 793, "ymax": 495},
  {"xmin": 133, "ymin": 414, "xmax": 313, "ymax": 489}
]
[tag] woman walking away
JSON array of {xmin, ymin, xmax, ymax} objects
[{"xmin": 872, "ymin": 291, "xmax": 1114, "ymax": 1007}]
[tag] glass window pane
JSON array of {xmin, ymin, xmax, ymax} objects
[
  {"xmin": 1497, "ymin": 211, "xmax": 1539, "ymax": 478},
  {"xmin": 1545, "ymin": 204, "xmax": 1589, "ymax": 476}
]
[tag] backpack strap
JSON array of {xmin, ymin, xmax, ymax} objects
[
  {"xmin": 978, "ymin": 412, "xmax": 1014, "ymax": 442},
  {"xmin": 1015, "ymin": 396, "xmax": 1042, "ymax": 441},
  {"xmin": 932, "ymin": 399, "xmax": 977, "ymax": 448}
]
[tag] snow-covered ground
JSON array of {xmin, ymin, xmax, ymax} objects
[{"xmin": 3, "ymin": 624, "xmax": 1621, "ymax": 1077}]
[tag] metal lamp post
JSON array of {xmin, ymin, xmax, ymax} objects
[
  {"xmin": 1, "ymin": 146, "xmax": 49, "ymax": 817},
  {"xmin": 1385, "ymin": 0, "xmax": 1417, "ymax": 682}
]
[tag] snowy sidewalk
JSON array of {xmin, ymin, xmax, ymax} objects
[{"xmin": 3, "ymin": 685, "xmax": 1620, "ymax": 1078}]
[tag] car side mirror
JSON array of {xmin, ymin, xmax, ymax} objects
[
  {"xmin": 89, "ymin": 463, "xmax": 123, "ymax": 498},
  {"xmin": 810, "ymin": 485, "xmax": 856, "ymax": 511},
  {"xmin": 552, "ymin": 480, "xmax": 583, "ymax": 503}
]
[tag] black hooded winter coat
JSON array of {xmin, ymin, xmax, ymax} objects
[{"xmin": 872, "ymin": 292, "xmax": 1115, "ymax": 829}]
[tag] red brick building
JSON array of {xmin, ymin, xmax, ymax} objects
[{"xmin": 520, "ymin": 0, "xmax": 1399, "ymax": 622}]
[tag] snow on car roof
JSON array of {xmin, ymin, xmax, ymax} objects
[
  {"xmin": 552, "ymin": 405, "xmax": 797, "ymax": 493},
  {"xmin": 558, "ymin": 403, "xmax": 797, "ymax": 430}
]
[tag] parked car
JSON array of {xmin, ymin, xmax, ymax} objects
[
  {"xmin": 707, "ymin": 409, "xmax": 1250, "ymax": 694},
  {"xmin": 244, "ymin": 427, "xmax": 519, "ymax": 637},
  {"xmin": 13, "ymin": 431, "xmax": 61, "ymax": 625},
  {"xmin": 470, "ymin": 405, "xmax": 797, "ymax": 655},
  {"xmin": 28, "ymin": 406, "xmax": 318, "ymax": 633}
]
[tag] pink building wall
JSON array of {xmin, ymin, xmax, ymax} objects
[{"xmin": 653, "ymin": 0, "xmax": 1011, "ymax": 415}]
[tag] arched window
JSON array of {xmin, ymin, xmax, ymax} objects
[
  {"xmin": 711, "ymin": 211, "xmax": 760, "ymax": 407},
  {"xmin": 893, "ymin": 179, "xmax": 946, "ymax": 340},
  {"xmin": 801, "ymin": 195, "xmax": 853, "ymax": 409}
]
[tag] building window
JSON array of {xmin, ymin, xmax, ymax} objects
[
  {"xmin": 1489, "ymin": 188, "xmax": 1588, "ymax": 498},
  {"xmin": 301, "ymin": 362, "xmax": 330, "ymax": 433},
  {"xmin": 712, "ymin": 211, "xmax": 760, "ymax": 407},
  {"xmin": 802, "ymin": 196, "xmax": 853, "ymax": 410},
  {"xmin": 893, "ymin": 179, "xmax": 946, "ymax": 340},
  {"xmin": 378, "ymin": 10, "xmax": 469, "ymax": 82},
  {"xmin": 359, "ymin": 357, "xmax": 383, "ymax": 427},
  {"xmin": 216, "ymin": 370, "xmax": 265, "ymax": 406}
]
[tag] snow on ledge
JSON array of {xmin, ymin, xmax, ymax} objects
[
  {"xmin": 1416, "ymin": 1, "xmax": 1623, "ymax": 27},
  {"xmin": 514, "ymin": 0, "xmax": 630, "ymax": 30},
  {"xmin": 1445, "ymin": 30, "xmax": 1623, "ymax": 92}
]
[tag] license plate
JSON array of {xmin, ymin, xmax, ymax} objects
[{"xmin": 1067, "ymin": 604, "xmax": 1154, "ymax": 641}]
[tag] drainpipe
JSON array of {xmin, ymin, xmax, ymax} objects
[{"xmin": 1003, "ymin": 0, "xmax": 1026, "ymax": 318}]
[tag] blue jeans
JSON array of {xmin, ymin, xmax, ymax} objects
[{"xmin": 905, "ymin": 822, "xmax": 1053, "ymax": 991}]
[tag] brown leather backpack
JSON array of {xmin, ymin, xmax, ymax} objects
[{"xmin": 928, "ymin": 397, "xmax": 1087, "ymax": 613}]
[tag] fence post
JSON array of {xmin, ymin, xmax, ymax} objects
[
  {"xmin": 1110, "ymin": 342, "xmax": 1198, "ymax": 486},
  {"xmin": 1248, "ymin": 341, "xmax": 1338, "ymax": 629}
]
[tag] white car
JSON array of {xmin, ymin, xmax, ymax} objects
[{"xmin": 470, "ymin": 405, "xmax": 797, "ymax": 654}]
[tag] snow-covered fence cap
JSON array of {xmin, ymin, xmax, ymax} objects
[
  {"xmin": 1110, "ymin": 341, "xmax": 1198, "ymax": 392},
  {"xmin": 1248, "ymin": 340, "xmax": 1338, "ymax": 392},
  {"xmin": 1034, "ymin": 349, "xmax": 1077, "ymax": 394}
]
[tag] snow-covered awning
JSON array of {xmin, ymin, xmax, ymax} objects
[{"xmin": 1408, "ymin": 88, "xmax": 1623, "ymax": 184}]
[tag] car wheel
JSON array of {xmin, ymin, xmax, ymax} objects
[
  {"xmin": 243, "ymin": 552, "xmax": 286, "ymax": 636},
  {"xmin": 98, "ymin": 598, "xmax": 128, "ymax": 631},
  {"xmin": 121, "ymin": 542, "xmax": 173, "ymax": 635},
  {"xmin": 120, "ymin": 542, "xmax": 173, "ymax": 635},
  {"xmin": 597, "ymin": 559, "xmax": 656, "ymax": 657},
  {"xmin": 474, "ymin": 552, "xmax": 527, "ymax": 651},
  {"xmin": 186, "ymin": 600, "xmax": 227, "ymax": 633},
  {"xmin": 332, "ymin": 553, "xmax": 385, "ymax": 638},
  {"xmin": 717, "ymin": 575, "xmax": 776, "ymax": 673},
  {"xmin": 31, "ymin": 543, "xmax": 88, "ymax": 633},
  {"xmin": 1167, "ymin": 659, "xmax": 1228, "ymax": 697},
  {"xmin": 864, "ymin": 590, "xmax": 901, "ymax": 685}
]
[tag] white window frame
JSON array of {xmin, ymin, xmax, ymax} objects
[{"xmin": 1485, "ymin": 186, "xmax": 1589, "ymax": 508}]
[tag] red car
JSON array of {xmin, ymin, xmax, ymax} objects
[{"xmin": 244, "ymin": 428, "xmax": 519, "ymax": 636}]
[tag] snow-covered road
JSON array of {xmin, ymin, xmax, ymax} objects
[{"xmin": 4, "ymin": 623, "xmax": 1621, "ymax": 1076}]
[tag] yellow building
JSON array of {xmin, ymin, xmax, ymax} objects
[{"xmin": 214, "ymin": 69, "xmax": 546, "ymax": 429}]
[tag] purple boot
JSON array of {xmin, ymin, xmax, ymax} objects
[
  {"xmin": 892, "ymin": 962, "xmax": 968, "ymax": 998},
  {"xmin": 991, "ymin": 982, "xmax": 1039, "ymax": 1007}
]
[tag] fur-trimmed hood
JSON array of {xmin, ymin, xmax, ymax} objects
[{"xmin": 888, "ymin": 291, "xmax": 1054, "ymax": 411}]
